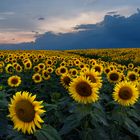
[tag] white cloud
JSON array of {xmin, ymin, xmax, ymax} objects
[
  {"xmin": 0, "ymin": 31, "xmax": 35, "ymax": 44},
  {"xmin": 37, "ymin": 11, "xmax": 105, "ymax": 33}
]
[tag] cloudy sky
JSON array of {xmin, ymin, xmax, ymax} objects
[{"xmin": 0, "ymin": 0, "xmax": 140, "ymax": 44}]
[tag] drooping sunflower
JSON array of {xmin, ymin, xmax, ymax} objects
[
  {"xmin": 8, "ymin": 75, "xmax": 21, "ymax": 87},
  {"xmin": 107, "ymin": 70, "xmax": 121, "ymax": 83},
  {"xmin": 113, "ymin": 81, "xmax": 139, "ymax": 106},
  {"xmin": 69, "ymin": 76, "xmax": 99, "ymax": 104},
  {"xmin": 32, "ymin": 73, "xmax": 42, "ymax": 83},
  {"xmin": 8, "ymin": 91, "xmax": 45, "ymax": 134},
  {"xmin": 60, "ymin": 74, "xmax": 72, "ymax": 89}
]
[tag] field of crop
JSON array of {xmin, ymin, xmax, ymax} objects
[{"xmin": 0, "ymin": 48, "xmax": 140, "ymax": 140}]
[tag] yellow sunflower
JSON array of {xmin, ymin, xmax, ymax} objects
[
  {"xmin": 38, "ymin": 63, "xmax": 45, "ymax": 70},
  {"xmin": 113, "ymin": 81, "xmax": 139, "ymax": 106},
  {"xmin": 93, "ymin": 64, "xmax": 103, "ymax": 74},
  {"xmin": 81, "ymin": 69, "xmax": 102, "ymax": 89},
  {"xmin": 69, "ymin": 68, "xmax": 79, "ymax": 77},
  {"xmin": 107, "ymin": 70, "xmax": 121, "ymax": 83},
  {"xmin": 15, "ymin": 65, "xmax": 23, "ymax": 73},
  {"xmin": 33, "ymin": 66, "xmax": 41, "ymax": 73},
  {"xmin": 58, "ymin": 66, "xmax": 68, "ymax": 75},
  {"xmin": 8, "ymin": 91, "xmax": 45, "ymax": 134},
  {"xmin": 60, "ymin": 74, "xmax": 72, "ymax": 89},
  {"xmin": 42, "ymin": 70, "xmax": 51, "ymax": 80},
  {"xmin": 69, "ymin": 76, "xmax": 99, "ymax": 104},
  {"xmin": 46, "ymin": 67, "xmax": 54, "ymax": 74},
  {"xmin": 128, "ymin": 63, "xmax": 134, "ymax": 70},
  {"xmin": 8, "ymin": 75, "xmax": 21, "ymax": 87},
  {"xmin": 5, "ymin": 64, "xmax": 14, "ymax": 74},
  {"xmin": 127, "ymin": 71, "xmax": 138, "ymax": 83},
  {"xmin": 32, "ymin": 73, "xmax": 42, "ymax": 83}
]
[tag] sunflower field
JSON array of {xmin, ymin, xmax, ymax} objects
[{"xmin": 0, "ymin": 48, "xmax": 140, "ymax": 140}]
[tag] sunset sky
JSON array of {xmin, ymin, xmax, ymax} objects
[{"xmin": 0, "ymin": 0, "xmax": 140, "ymax": 44}]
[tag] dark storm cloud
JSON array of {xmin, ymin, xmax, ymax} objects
[{"xmin": 33, "ymin": 9, "xmax": 140, "ymax": 49}]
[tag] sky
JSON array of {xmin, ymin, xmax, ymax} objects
[{"xmin": 0, "ymin": 0, "xmax": 140, "ymax": 44}]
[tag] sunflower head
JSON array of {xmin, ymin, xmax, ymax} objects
[
  {"xmin": 8, "ymin": 75, "xmax": 21, "ymax": 87},
  {"xmin": 32, "ymin": 73, "xmax": 42, "ymax": 83},
  {"xmin": 42, "ymin": 70, "xmax": 51, "ymax": 80},
  {"xmin": 69, "ymin": 76, "xmax": 99, "ymax": 104},
  {"xmin": 59, "ymin": 66, "xmax": 68, "ymax": 75},
  {"xmin": 60, "ymin": 74, "xmax": 72, "ymax": 89},
  {"xmin": 107, "ymin": 71, "xmax": 121, "ymax": 83},
  {"xmin": 127, "ymin": 71, "xmax": 138, "ymax": 83},
  {"xmin": 81, "ymin": 69, "xmax": 102, "ymax": 89},
  {"xmin": 113, "ymin": 81, "xmax": 139, "ymax": 106},
  {"xmin": 94, "ymin": 64, "xmax": 103, "ymax": 74},
  {"xmin": 8, "ymin": 91, "xmax": 45, "ymax": 134}
]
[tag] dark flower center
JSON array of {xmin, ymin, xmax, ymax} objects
[
  {"xmin": 95, "ymin": 66, "xmax": 101, "ymax": 73},
  {"xmin": 35, "ymin": 75, "xmax": 40, "ymax": 80},
  {"xmin": 129, "ymin": 74, "xmax": 136, "ymax": 81},
  {"xmin": 63, "ymin": 76, "xmax": 71, "ymax": 86},
  {"xmin": 110, "ymin": 73, "xmax": 119, "ymax": 81},
  {"xmin": 11, "ymin": 78, "xmax": 18, "ymax": 84},
  {"xmin": 118, "ymin": 87, "xmax": 132, "ymax": 100},
  {"xmin": 60, "ymin": 68, "xmax": 66, "ymax": 73},
  {"xmin": 76, "ymin": 81, "xmax": 92, "ymax": 97},
  {"xmin": 15, "ymin": 100, "xmax": 35, "ymax": 122}
]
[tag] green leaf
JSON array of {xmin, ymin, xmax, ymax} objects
[
  {"xmin": 7, "ymin": 125, "xmax": 27, "ymax": 140},
  {"xmin": 59, "ymin": 114, "xmax": 82, "ymax": 135},
  {"xmin": 124, "ymin": 117, "xmax": 140, "ymax": 137},
  {"xmin": 90, "ymin": 108, "xmax": 108, "ymax": 126},
  {"xmin": 43, "ymin": 103, "xmax": 57, "ymax": 112},
  {"xmin": 35, "ymin": 125, "xmax": 61, "ymax": 140}
]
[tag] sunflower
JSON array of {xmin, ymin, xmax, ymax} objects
[
  {"xmin": 127, "ymin": 71, "xmax": 138, "ymax": 83},
  {"xmin": 113, "ymin": 81, "xmax": 139, "ymax": 106},
  {"xmin": 38, "ymin": 63, "xmax": 45, "ymax": 70},
  {"xmin": 5, "ymin": 64, "xmax": 14, "ymax": 74},
  {"xmin": 24, "ymin": 61, "xmax": 32, "ymax": 70},
  {"xmin": 8, "ymin": 75, "xmax": 21, "ymax": 87},
  {"xmin": 107, "ymin": 70, "xmax": 121, "ymax": 83},
  {"xmin": 15, "ymin": 65, "xmax": 23, "ymax": 73},
  {"xmin": 33, "ymin": 66, "xmax": 41, "ymax": 73},
  {"xmin": 46, "ymin": 67, "xmax": 54, "ymax": 74},
  {"xmin": 8, "ymin": 91, "xmax": 45, "ymax": 134},
  {"xmin": 104, "ymin": 67, "xmax": 110, "ymax": 74},
  {"xmin": 69, "ymin": 68, "xmax": 79, "ymax": 77},
  {"xmin": 60, "ymin": 74, "xmax": 72, "ymax": 89},
  {"xmin": 42, "ymin": 70, "xmax": 51, "ymax": 80},
  {"xmin": 81, "ymin": 69, "xmax": 102, "ymax": 89},
  {"xmin": 58, "ymin": 66, "xmax": 68, "ymax": 75},
  {"xmin": 32, "ymin": 73, "xmax": 42, "ymax": 83},
  {"xmin": 128, "ymin": 63, "xmax": 134, "ymax": 70},
  {"xmin": 93, "ymin": 64, "xmax": 103, "ymax": 74},
  {"xmin": 69, "ymin": 76, "xmax": 99, "ymax": 104}
]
